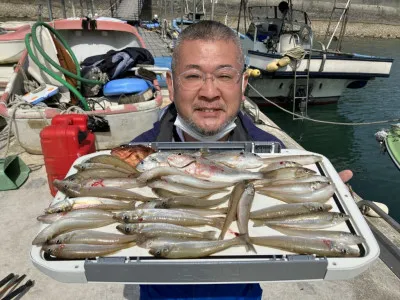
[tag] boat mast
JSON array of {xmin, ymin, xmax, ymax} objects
[{"xmin": 211, "ymin": 0, "xmax": 215, "ymax": 20}]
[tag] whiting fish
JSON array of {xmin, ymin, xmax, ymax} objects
[
  {"xmin": 38, "ymin": 208, "xmax": 114, "ymax": 223},
  {"xmin": 250, "ymin": 236, "xmax": 360, "ymax": 257},
  {"xmin": 47, "ymin": 230, "xmax": 137, "ymax": 245},
  {"xmin": 250, "ymin": 202, "xmax": 332, "ymax": 220},
  {"xmin": 116, "ymin": 223, "xmax": 217, "ymax": 240},
  {"xmin": 149, "ymin": 235, "xmax": 248, "ymax": 258},
  {"xmin": 42, "ymin": 243, "xmax": 134, "ymax": 259},
  {"xmin": 237, "ymin": 183, "xmax": 257, "ymax": 253},
  {"xmin": 86, "ymin": 154, "xmax": 138, "ymax": 173},
  {"xmin": 253, "ymin": 212, "xmax": 350, "ymax": 229}
]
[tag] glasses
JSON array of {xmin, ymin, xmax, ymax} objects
[{"xmin": 177, "ymin": 67, "xmax": 242, "ymax": 90}]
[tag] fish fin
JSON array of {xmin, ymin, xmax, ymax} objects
[
  {"xmin": 129, "ymin": 201, "xmax": 136, "ymax": 208},
  {"xmin": 252, "ymin": 220, "xmax": 265, "ymax": 227},
  {"xmin": 202, "ymin": 231, "xmax": 218, "ymax": 240},
  {"xmin": 244, "ymin": 234, "xmax": 257, "ymax": 254},
  {"xmin": 212, "ymin": 217, "xmax": 226, "ymax": 230}
]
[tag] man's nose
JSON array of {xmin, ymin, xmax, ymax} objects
[{"xmin": 198, "ymin": 75, "xmax": 220, "ymax": 99}]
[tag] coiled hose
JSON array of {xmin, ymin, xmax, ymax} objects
[{"xmin": 24, "ymin": 22, "xmax": 105, "ymax": 111}]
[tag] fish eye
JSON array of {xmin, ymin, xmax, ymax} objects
[
  {"xmin": 56, "ymin": 239, "xmax": 62, "ymax": 244},
  {"xmin": 123, "ymin": 215, "xmax": 130, "ymax": 222},
  {"xmin": 46, "ymin": 248, "xmax": 52, "ymax": 254},
  {"xmin": 177, "ymin": 152, "xmax": 182, "ymax": 155},
  {"xmin": 341, "ymin": 248, "xmax": 348, "ymax": 254},
  {"xmin": 156, "ymin": 250, "xmax": 162, "ymax": 256},
  {"xmin": 125, "ymin": 227, "xmax": 131, "ymax": 233}
]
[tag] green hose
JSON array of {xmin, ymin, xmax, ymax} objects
[{"xmin": 24, "ymin": 22, "xmax": 105, "ymax": 111}]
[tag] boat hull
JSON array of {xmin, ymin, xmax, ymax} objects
[
  {"xmin": 245, "ymin": 51, "xmax": 393, "ymax": 104},
  {"xmin": 0, "ymin": 19, "xmax": 162, "ymax": 154}
]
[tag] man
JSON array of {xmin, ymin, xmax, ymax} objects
[{"xmin": 132, "ymin": 20, "xmax": 352, "ymax": 299}]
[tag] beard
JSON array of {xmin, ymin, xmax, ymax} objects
[{"xmin": 179, "ymin": 110, "xmax": 239, "ymax": 137}]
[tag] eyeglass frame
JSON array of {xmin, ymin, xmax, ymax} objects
[{"xmin": 175, "ymin": 67, "xmax": 246, "ymax": 91}]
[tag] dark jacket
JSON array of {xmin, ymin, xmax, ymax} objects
[{"xmin": 131, "ymin": 103, "xmax": 285, "ymax": 147}]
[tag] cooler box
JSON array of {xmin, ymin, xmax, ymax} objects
[
  {"xmin": 31, "ymin": 142, "xmax": 379, "ymax": 284},
  {"xmin": 40, "ymin": 114, "xmax": 96, "ymax": 196}
]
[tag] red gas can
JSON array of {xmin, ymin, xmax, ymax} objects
[{"xmin": 40, "ymin": 114, "xmax": 96, "ymax": 196}]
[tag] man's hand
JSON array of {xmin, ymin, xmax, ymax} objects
[{"xmin": 338, "ymin": 170, "xmax": 353, "ymax": 183}]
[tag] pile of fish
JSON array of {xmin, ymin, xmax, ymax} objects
[{"xmin": 33, "ymin": 147, "xmax": 364, "ymax": 260}]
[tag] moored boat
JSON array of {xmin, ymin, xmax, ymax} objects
[
  {"xmin": 0, "ymin": 18, "xmax": 163, "ymax": 154},
  {"xmin": 239, "ymin": 1, "xmax": 394, "ymax": 107},
  {"xmin": 0, "ymin": 24, "xmax": 31, "ymax": 64}
]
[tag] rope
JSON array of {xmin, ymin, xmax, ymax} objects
[{"xmin": 247, "ymin": 83, "xmax": 400, "ymax": 126}]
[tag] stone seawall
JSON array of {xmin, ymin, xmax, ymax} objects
[{"xmin": 1, "ymin": 0, "xmax": 399, "ymax": 39}]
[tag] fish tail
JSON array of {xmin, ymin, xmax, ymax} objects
[
  {"xmin": 252, "ymin": 220, "xmax": 265, "ymax": 227},
  {"xmin": 212, "ymin": 217, "xmax": 226, "ymax": 230},
  {"xmin": 202, "ymin": 230, "xmax": 218, "ymax": 240},
  {"xmin": 129, "ymin": 200, "xmax": 136, "ymax": 208},
  {"xmin": 243, "ymin": 234, "xmax": 257, "ymax": 254}
]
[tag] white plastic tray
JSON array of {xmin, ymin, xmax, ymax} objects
[{"xmin": 30, "ymin": 148, "xmax": 379, "ymax": 283}]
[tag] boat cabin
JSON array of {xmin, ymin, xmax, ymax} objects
[{"xmin": 243, "ymin": 5, "xmax": 313, "ymax": 54}]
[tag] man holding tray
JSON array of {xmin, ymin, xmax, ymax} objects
[{"xmin": 131, "ymin": 20, "xmax": 352, "ymax": 300}]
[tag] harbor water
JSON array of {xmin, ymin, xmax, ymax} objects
[{"xmin": 260, "ymin": 37, "xmax": 400, "ymax": 222}]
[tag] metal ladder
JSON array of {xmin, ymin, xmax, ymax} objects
[
  {"xmin": 292, "ymin": 49, "xmax": 312, "ymax": 120},
  {"xmin": 323, "ymin": 0, "xmax": 351, "ymax": 51}
]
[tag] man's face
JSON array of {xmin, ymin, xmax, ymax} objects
[{"xmin": 167, "ymin": 40, "xmax": 248, "ymax": 136}]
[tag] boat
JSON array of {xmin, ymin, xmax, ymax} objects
[
  {"xmin": 0, "ymin": 24, "xmax": 31, "ymax": 64},
  {"xmin": 239, "ymin": 0, "xmax": 394, "ymax": 109},
  {"xmin": 0, "ymin": 18, "xmax": 163, "ymax": 154},
  {"xmin": 375, "ymin": 124, "xmax": 400, "ymax": 170}
]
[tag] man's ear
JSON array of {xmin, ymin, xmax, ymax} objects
[
  {"xmin": 241, "ymin": 72, "xmax": 249, "ymax": 102},
  {"xmin": 166, "ymin": 71, "xmax": 174, "ymax": 102}
]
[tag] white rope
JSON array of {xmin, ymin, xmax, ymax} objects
[{"xmin": 248, "ymin": 83, "xmax": 400, "ymax": 126}]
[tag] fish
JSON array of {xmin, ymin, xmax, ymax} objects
[
  {"xmin": 259, "ymin": 161, "xmax": 302, "ymax": 172},
  {"xmin": 236, "ymin": 183, "xmax": 257, "ymax": 253},
  {"xmin": 113, "ymin": 209, "xmax": 225, "ymax": 229},
  {"xmin": 260, "ymin": 154, "xmax": 323, "ymax": 166},
  {"xmin": 47, "ymin": 230, "xmax": 137, "ymax": 245},
  {"xmin": 149, "ymin": 235, "xmax": 248, "ymax": 258},
  {"xmin": 53, "ymin": 179, "xmax": 154, "ymax": 202},
  {"xmin": 202, "ymin": 151, "xmax": 263, "ymax": 169},
  {"xmin": 111, "ymin": 144, "xmax": 156, "ymax": 168},
  {"xmin": 44, "ymin": 197, "xmax": 136, "ymax": 214},
  {"xmin": 253, "ymin": 212, "xmax": 350, "ymax": 229},
  {"xmin": 38, "ymin": 208, "xmax": 115, "ymax": 223},
  {"xmin": 148, "ymin": 180, "xmax": 222, "ymax": 198},
  {"xmin": 260, "ymin": 175, "xmax": 331, "ymax": 186},
  {"xmin": 136, "ymin": 237, "xmax": 190, "ymax": 249},
  {"xmin": 135, "ymin": 152, "xmax": 172, "ymax": 172},
  {"xmin": 161, "ymin": 175, "xmax": 233, "ymax": 189},
  {"xmin": 173, "ymin": 207, "xmax": 228, "ymax": 217},
  {"xmin": 137, "ymin": 194, "xmax": 230, "ymax": 209},
  {"xmin": 250, "ymin": 236, "xmax": 360, "ymax": 257},
  {"xmin": 74, "ymin": 163, "xmax": 133, "ymax": 174},
  {"xmin": 250, "ymin": 202, "xmax": 332, "ymax": 220},
  {"xmin": 64, "ymin": 169, "xmax": 135, "ymax": 184},
  {"xmin": 152, "ymin": 188, "xmax": 181, "ymax": 198},
  {"xmin": 136, "ymin": 167, "xmax": 188, "ymax": 183},
  {"xmin": 219, "ymin": 182, "xmax": 246, "ymax": 240},
  {"xmin": 116, "ymin": 223, "xmax": 217, "ymax": 240},
  {"xmin": 42, "ymin": 243, "xmax": 134, "ymax": 259},
  {"xmin": 269, "ymin": 227, "xmax": 365, "ymax": 245},
  {"xmin": 79, "ymin": 177, "xmax": 146, "ymax": 189},
  {"xmin": 257, "ymin": 181, "xmax": 330, "ymax": 194},
  {"xmin": 86, "ymin": 154, "xmax": 138, "ymax": 173},
  {"xmin": 260, "ymin": 167, "xmax": 316, "ymax": 181},
  {"xmin": 167, "ymin": 154, "xmax": 263, "ymax": 182},
  {"xmin": 257, "ymin": 183, "xmax": 335, "ymax": 203},
  {"xmin": 32, "ymin": 218, "xmax": 115, "ymax": 245}
]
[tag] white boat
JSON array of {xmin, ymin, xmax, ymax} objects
[
  {"xmin": 0, "ymin": 24, "xmax": 31, "ymax": 64},
  {"xmin": 0, "ymin": 18, "xmax": 162, "ymax": 154},
  {"xmin": 240, "ymin": 1, "xmax": 393, "ymax": 107}
]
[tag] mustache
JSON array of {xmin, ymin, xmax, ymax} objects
[{"xmin": 192, "ymin": 103, "xmax": 227, "ymax": 111}]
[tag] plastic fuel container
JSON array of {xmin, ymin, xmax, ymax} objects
[{"xmin": 40, "ymin": 114, "xmax": 96, "ymax": 196}]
